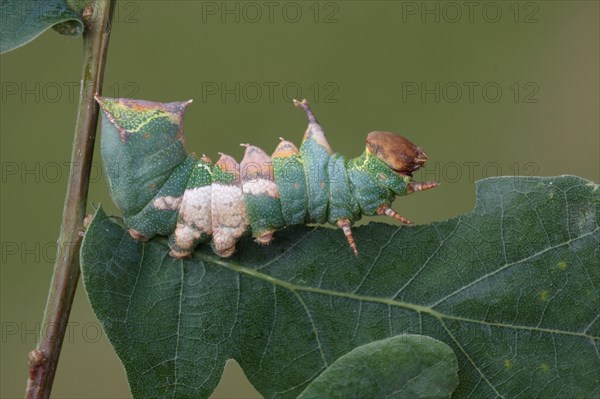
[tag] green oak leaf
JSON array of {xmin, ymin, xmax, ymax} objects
[
  {"xmin": 297, "ymin": 334, "xmax": 459, "ymax": 399},
  {"xmin": 0, "ymin": 0, "xmax": 86, "ymax": 54},
  {"xmin": 81, "ymin": 175, "xmax": 599, "ymax": 399}
]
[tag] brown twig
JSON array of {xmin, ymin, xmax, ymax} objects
[{"xmin": 24, "ymin": 1, "xmax": 115, "ymax": 398}]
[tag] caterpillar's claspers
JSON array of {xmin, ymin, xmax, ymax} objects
[{"xmin": 96, "ymin": 96, "xmax": 437, "ymax": 258}]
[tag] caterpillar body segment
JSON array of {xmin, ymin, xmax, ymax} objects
[
  {"xmin": 271, "ymin": 139, "xmax": 307, "ymax": 226},
  {"xmin": 209, "ymin": 154, "xmax": 248, "ymax": 258},
  {"xmin": 240, "ymin": 144, "xmax": 285, "ymax": 245},
  {"xmin": 168, "ymin": 157, "xmax": 213, "ymax": 257},
  {"xmin": 96, "ymin": 96, "xmax": 437, "ymax": 258},
  {"xmin": 294, "ymin": 99, "xmax": 333, "ymax": 224}
]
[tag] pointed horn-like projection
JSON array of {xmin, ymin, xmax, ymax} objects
[
  {"xmin": 293, "ymin": 98, "xmax": 318, "ymax": 124},
  {"xmin": 293, "ymin": 98, "xmax": 333, "ymax": 154},
  {"xmin": 240, "ymin": 143, "xmax": 273, "ymax": 181},
  {"xmin": 215, "ymin": 153, "xmax": 241, "ymax": 183}
]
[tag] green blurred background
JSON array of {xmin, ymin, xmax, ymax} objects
[{"xmin": 1, "ymin": 1, "xmax": 598, "ymax": 398}]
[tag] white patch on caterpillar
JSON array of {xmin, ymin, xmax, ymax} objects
[
  {"xmin": 242, "ymin": 178, "xmax": 280, "ymax": 198},
  {"xmin": 172, "ymin": 185, "xmax": 212, "ymax": 254},
  {"xmin": 179, "ymin": 186, "xmax": 212, "ymax": 232},
  {"xmin": 170, "ymin": 225, "xmax": 199, "ymax": 257},
  {"xmin": 153, "ymin": 195, "xmax": 183, "ymax": 210},
  {"xmin": 210, "ymin": 183, "xmax": 248, "ymax": 257}
]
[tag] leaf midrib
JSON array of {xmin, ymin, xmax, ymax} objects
[{"xmin": 193, "ymin": 231, "xmax": 600, "ymax": 341}]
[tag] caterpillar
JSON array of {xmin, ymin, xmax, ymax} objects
[{"xmin": 95, "ymin": 95, "xmax": 437, "ymax": 258}]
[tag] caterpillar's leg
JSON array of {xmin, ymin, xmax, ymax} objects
[
  {"xmin": 376, "ymin": 205, "xmax": 413, "ymax": 225},
  {"xmin": 128, "ymin": 228, "xmax": 149, "ymax": 242},
  {"xmin": 408, "ymin": 181, "xmax": 438, "ymax": 193},
  {"xmin": 337, "ymin": 219, "xmax": 358, "ymax": 256},
  {"xmin": 169, "ymin": 248, "xmax": 191, "ymax": 259},
  {"xmin": 255, "ymin": 230, "xmax": 275, "ymax": 245}
]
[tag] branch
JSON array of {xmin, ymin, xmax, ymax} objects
[{"xmin": 24, "ymin": 1, "xmax": 116, "ymax": 398}]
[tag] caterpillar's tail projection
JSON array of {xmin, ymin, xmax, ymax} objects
[{"xmin": 96, "ymin": 96, "xmax": 437, "ymax": 257}]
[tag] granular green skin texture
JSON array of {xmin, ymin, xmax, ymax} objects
[
  {"xmin": 272, "ymin": 155, "xmax": 308, "ymax": 226},
  {"xmin": 326, "ymin": 153, "xmax": 361, "ymax": 224},
  {"xmin": 244, "ymin": 193, "xmax": 285, "ymax": 235},
  {"xmin": 127, "ymin": 156, "xmax": 195, "ymax": 237},
  {"xmin": 347, "ymin": 152, "xmax": 411, "ymax": 215},
  {"xmin": 97, "ymin": 96, "xmax": 429, "ymax": 257},
  {"xmin": 300, "ymin": 134, "xmax": 332, "ymax": 224}
]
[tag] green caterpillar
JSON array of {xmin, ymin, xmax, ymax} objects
[{"xmin": 96, "ymin": 95, "xmax": 437, "ymax": 258}]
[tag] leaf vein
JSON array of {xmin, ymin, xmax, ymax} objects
[{"xmin": 429, "ymin": 227, "xmax": 599, "ymax": 308}]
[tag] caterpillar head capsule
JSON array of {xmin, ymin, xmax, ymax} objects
[{"xmin": 366, "ymin": 131, "xmax": 428, "ymax": 175}]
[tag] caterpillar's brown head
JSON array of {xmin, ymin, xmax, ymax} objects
[{"xmin": 366, "ymin": 131, "xmax": 428, "ymax": 176}]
